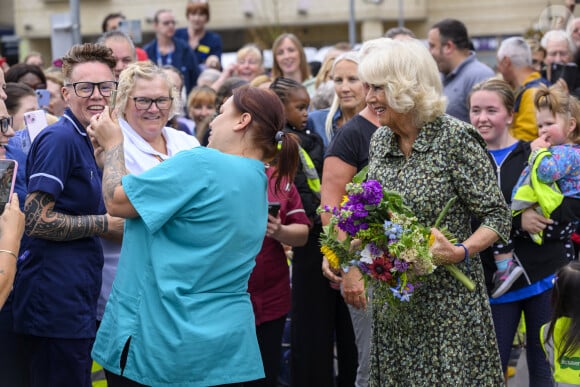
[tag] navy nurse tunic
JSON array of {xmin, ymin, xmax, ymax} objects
[{"xmin": 12, "ymin": 108, "xmax": 105, "ymax": 339}]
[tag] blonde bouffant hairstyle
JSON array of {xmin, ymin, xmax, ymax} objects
[
  {"xmin": 358, "ymin": 38, "xmax": 447, "ymax": 127},
  {"xmin": 115, "ymin": 61, "xmax": 182, "ymax": 120}
]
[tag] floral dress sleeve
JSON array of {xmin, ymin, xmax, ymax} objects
[{"xmin": 447, "ymin": 123, "xmax": 512, "ymax": 243}]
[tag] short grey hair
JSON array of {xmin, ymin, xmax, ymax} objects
[
  {"xmin": 541, "ymin": 29, "xmax": 576, "ymax": 56},
  {"xmin": 96, "ymin": 30, "xmax": 137, "ymax": 61},
  {"xmin": 497, "ymin": 36, "xmax": 532, "ymax": 68}
]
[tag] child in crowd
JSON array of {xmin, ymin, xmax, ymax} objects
[
  {"xmin": 494, "ymin": 84, "xmax": 580, "ymax": 298},
  {"xmin": 540, "ymin": 261, "xmax": 580, "ymax": 385},
  {"xmin": 270, "ymin": 77, "xmax": 358, "ymax": 386},
  {"xmin": 186, "ymin": 85, "xmax": 216, "ymax": 137}
]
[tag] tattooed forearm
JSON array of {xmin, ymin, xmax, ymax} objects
[
  {"xmin": 24, "ymin": 192, "xmax": 108, "ymax": 241},
  {"xmin": 102, "ymin": 143, "xmax": 128, "ymax": 205}
]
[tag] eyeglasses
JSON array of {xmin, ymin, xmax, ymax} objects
[
  {"xmin": 64, "ymin": 81, "xmax": 118, "ymax": 98},
  {"xmin": 0, "ymin": 116, "xmax": 13, "ymax": 134},
  {"xmin": 131, "ymin": 96, "xmax": 173, "ymax": 110},
  {"xmin": 161, "ymin": 20, "xmax": 176, "ymax": 26}
]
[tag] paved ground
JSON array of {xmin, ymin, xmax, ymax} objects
[{"xmin": 508, "ymin": 349, "xmax": 529, "ymax": 387}]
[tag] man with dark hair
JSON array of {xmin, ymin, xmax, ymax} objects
[
  {"xmin": 143, "ymin": 9, "xmax": 200, "ymax": 94},
  {"xmin": 428, "ymin": 18, "xmax": 494, "ymax": 122},
  {"xmin": 101, "ymin": 12, "xmax": 125, "ymax": 33}
]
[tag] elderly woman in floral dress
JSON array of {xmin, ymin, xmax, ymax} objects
[{"xmin": 340, "ymin": 38, "xmax": 510, "ymax": 385}]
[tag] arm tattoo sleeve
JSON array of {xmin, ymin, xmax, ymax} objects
[
  {"xmin": 24, "ymin": 192, "xmax": 108, "ymax": 241},
  {"xmin": 102, "ymin": 143, "xmax": 128, "ymax": 204}
]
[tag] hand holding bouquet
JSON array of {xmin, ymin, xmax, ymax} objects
[{"xmin": 319, "ymin": 168, "xmax": 475, "ymax": 306}]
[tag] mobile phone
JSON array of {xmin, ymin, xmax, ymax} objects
[
  {"xmin": 24, "ymin": 110, "xmax": 49, "ymax": 143},
  {"xmin": 109, "ymin": 89, "xmax": 117, "ymax": 117},
  {"xmin": 0, "ymin": 160, "xmax": 18, "ymax": 215},
  {"xmin": 35, "ymin": 89, "xmax": 50, "ymax": 109},
  {"xmin": 546, "ymin": 63, "xmax": 580, "ymax": 89},
  {"xmin": 268, "ymin": 202, "xmax": 281, "ymax": 217},
  {"xmin": 119, "ymin": 19, "xmax": 143, "ymax": 44}
]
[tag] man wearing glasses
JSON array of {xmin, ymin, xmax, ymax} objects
[
  {"xmin": 11, "ymin": 43, "xmax": 124, "ymax": 387},
  {"xmin": 143, "ymin": 9, "xmax": 200, "ymax": 95}
]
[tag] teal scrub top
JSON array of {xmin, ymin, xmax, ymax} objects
[{"xmin": 92, "ymin": 147, "xmax": 267, "ymax": 386}]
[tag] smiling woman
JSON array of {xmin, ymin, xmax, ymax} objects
[
  {"xmin": 11, "ymin": 42, "xmax": 125, "ymax": 387},
  {"xmin": 271, "ymin": 33, "xmax": 311, "ymax": 84},
  {"xmin": 113, "ymin": 61, "xmax": 190, "ymax": 154},
  {"xmin": 352, "ymin": 37, "xmax": 511, "ymax": 385}
]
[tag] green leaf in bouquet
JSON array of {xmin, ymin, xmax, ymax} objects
[{"xmin": 352, "ymin": 165, "xmax": 368, "ymax": 184}]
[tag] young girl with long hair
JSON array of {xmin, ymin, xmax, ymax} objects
[
  {"xmin": 541, "ymin": 261, "xmax": 580, "ymax": 385},
  {"xmin": 270, "ymin": 77, "xmax": 358, "ymax": 386}
]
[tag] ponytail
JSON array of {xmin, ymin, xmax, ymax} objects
[{"xmin": 271, "ymin": 130, "xmax": 300, "ymax": 193}]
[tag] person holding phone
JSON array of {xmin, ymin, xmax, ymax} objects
[
  {"xmin": 6, "ymin": 83, "xmax": 55, "ymax": 156},
  {"xmin": 246, "ymin": 165, "xmax": 309, "ymax": 387},
  {"xmin": 4, "ymin": 64, "xmax": 47, "ymax": 91},
  {"xmin": 11, "ymin": 43, "xmax": 125, "ymax": 387},
  {"xmin": 0, "ymin": 96, "xmax": 28, "ymax": 386},
  {"xmin": 0, "ymin": 193, "xmax": 25, "ymax": 309},
  {"xmin": 5, "ymin": 83, "xmax": 38, "ymax": 131}
]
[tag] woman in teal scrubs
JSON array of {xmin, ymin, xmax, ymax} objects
[{"xmin": 89, "ymin": 85, "xmax": 300, "ymax": 387}]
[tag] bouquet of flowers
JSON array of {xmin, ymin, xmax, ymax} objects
[{"xmin": 319, "ymin": 168, "xmax": 475, "ymax": 306}]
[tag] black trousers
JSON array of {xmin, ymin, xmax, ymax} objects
[
  {"xmin": 0, "ymin": 301, "xmax": 28, "ymax": 387},
  {"xmin": 242, "ymin": 315, "xmax": 287, "ymax": 387},
  {"xmin": 290, "ymin": 223, "xmax": 358, "ymax": 387},
  {"xmin": 106, "ymin": 370, "xmax": 244, "ymax": 387}
]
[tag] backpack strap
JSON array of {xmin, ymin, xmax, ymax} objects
[{"xmin": 514, "ymin": 77, "xmax": 550, "ymax": 113}]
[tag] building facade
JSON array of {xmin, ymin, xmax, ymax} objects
[{"xmin": 2, "ymin": 0, "xmax": 572, "ymax": 65}]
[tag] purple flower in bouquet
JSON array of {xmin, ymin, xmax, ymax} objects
[
  {"xmin": 393, "ymin": 258, "xmax": 410, "ymax": 272},
  {"xmin": 360, "ymin": 180, "xmax": 383, "ymax": 205},
  {"xmin": 338, "ymin": 202, "xmax": 370, "ymax": 236},
  {"xmin": 390, "ymin": 281, "xmax": 415, "ymax": 302}
]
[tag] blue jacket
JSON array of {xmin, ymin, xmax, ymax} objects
[
  {"xmin": 143, "ymin": 37, "xmax": 200, "ymax": 94},
  {"xmin": 174, "ymin": 28, "xmax": 223, "ymax": 67}
]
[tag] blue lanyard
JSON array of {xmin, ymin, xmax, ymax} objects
[{"xmin": 156, "ymin": 46, "xmax": 173, "ymax": 66}]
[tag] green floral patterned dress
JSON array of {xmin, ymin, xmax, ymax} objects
[{"xmin": 367, "ymin": 115, "xmax": 511, "ymax": 386}]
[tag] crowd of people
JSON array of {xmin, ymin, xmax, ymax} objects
[{"xmin": 0, "ymin": 0, "xmax": 579, "ymax": 386}]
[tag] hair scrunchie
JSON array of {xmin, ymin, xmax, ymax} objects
[{"xmin": 275, "ymin": 130, "xmax": 285, "ymax": 150}]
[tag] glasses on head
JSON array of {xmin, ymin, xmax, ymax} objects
[
  {"xmin": 132, "ymin": 96, "xmax": 173, "ymax": 111},
  {"xmin": 65, "ymin": 81, "xmax": 118, "ymax": 98},
  {"xmin": 0, "ymin": 116, "xmax": 13, "ymax": 134}
]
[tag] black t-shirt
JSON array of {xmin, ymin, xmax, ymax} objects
[{"xmin": 325, "ymin": 114, "xmax": 378, "ymax": 172}]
